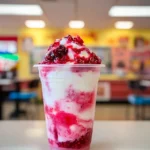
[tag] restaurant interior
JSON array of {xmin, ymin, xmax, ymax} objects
[{"xmin": 0, "ymin": 0, "xmax": 150, "ymax": 122}]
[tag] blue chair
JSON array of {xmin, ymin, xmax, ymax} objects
[
  {"xmin": 128, "ymin": 95, "xmax": 150, "ymax": 105},
  {"xmin": 9, "ymin": 92, "xmax": 37, "ymax": 101},
  {"xmin": 9, "ymin": 79, "xmax": 39, "ymax": 119},
  {"xmin": 127, "ymin": 94, "xmax": 150, "ymax": 120}
]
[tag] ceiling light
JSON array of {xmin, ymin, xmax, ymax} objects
[
  {"xmin": 25, "ymin": 20, "xmax": 46, "ymax": 28},
  {"xmin": 69, "ymin": 20, "xmax": 85, "ymax": 29},
  {"xmin": 109, "ymin": 6, "xmax": 150, "ymax": 17},
  {"xmin": 0, "ymin": 4, "xmax": 43, "ymax": 16},
  {"xmin": 115, "ymin": 21, "xmax": 134, "ymax": 29}
]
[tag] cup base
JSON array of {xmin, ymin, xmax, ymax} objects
[{"xmin": 49, "ymin": 145, "xmax": 90, "ymax": 150}]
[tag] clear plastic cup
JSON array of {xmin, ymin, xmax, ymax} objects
[{"xmin": 34, "ymin": 64, "xmax": 104, "ymax": 150}]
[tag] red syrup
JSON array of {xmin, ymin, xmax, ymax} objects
[
  {"xmin": 40, "ymin": 67, "xmax": 55, "ymax": 92},
  {"xmin": 45, "ymin": 106, "xmax": 77, "ymax": 128},
  {"xmin": 48, "ymin": 128, "xmax": 92, "ymax": 149},
  {"xmin": 66, "ymin": 86, "xmax": 95, "ymax": 111},
  {"xmin": 45, "ymin": 103, "xmax": 93, "ymax": 149},
  {"xmin": 45, "ymin": 105, "xmax": 78, "ymax": 140}
]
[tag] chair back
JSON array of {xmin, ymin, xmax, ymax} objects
[{"xmin": 128, "ymin": 80, "xmax": 147, "ymax": 91}]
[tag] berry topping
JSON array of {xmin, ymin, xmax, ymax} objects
[
  {"xmin": 74, "ymin": 35, "xmax": 84, "ymax": 45},
  {"xmin": 43, "ymin": 45, "xmax": 68, "ymax": 64},
  {"xmin": 89, "ymin": 53, "xmax": 102, "ymax": 64},
  {"xmin": 40, "ymin": 35, "xmax": 101, "ymax": 64},
  {"xmin": 65, "ymin": 35, "xmax": 73, "ymax": 43}
]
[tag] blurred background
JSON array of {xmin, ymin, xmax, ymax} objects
[{"xmin": 0, "ymin": 0, "xmax": 150, "ymax": 121}]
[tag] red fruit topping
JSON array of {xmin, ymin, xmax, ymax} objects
[
  {"xmin": 65, "ymin": 35, "xmax": 73, "ymax": 43},
  {"xmin": 40, "ymin": 35, "xmax": 102, "ymax": 64},
  {"xmin": 89, "ymin": 53, "xmax": 101, "ymax": 64},
  {"xmin": 42, "ymin": 45, "xmax": 68, "ymax": 64},
  {"xmin": 74, "ymin": 35, "xmax": 84, "ymax": 45},
  {"xmin": 75, "ymin": 57, "xmax": 86, "ymax": 64},
  {"xmin": 73, "ymin": 51, "xmax": 101, "ymax": 64},
  {"xmin": 52, "ymin": 41, "xmax": 60, "ymax": 48}
]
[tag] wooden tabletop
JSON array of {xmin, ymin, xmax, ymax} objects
[{"xmin": 0, "ymin": 121, "xmax": 150, "ymax": 150}]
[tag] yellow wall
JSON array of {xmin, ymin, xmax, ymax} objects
[{"xmin": 0, "ymin": 27, "xmax": 150, "ymax": 79}]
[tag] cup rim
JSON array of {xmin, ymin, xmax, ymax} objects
[{"xmin": 33, "ymin": 64, "xmax": 105, "ymax": 68}]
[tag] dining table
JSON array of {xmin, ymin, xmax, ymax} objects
[{"xmin": 0, "ymin": 121, "xmax": 150, "ymax": 150}]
